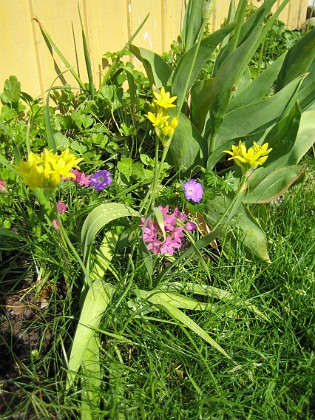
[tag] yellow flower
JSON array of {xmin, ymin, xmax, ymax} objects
[
  {"xmin": 146, "ymin": 111, "xmax": 169, "ymax": 127},
  {"xmin": 17, "ymin": 149, "xmax": 82, "ymax": 189},
  {"xmin": 224, "ymin": 141, "xmax": 272, "ymax": 169},
  {"xmin": 153, "ymin": 87, "xmax": 177, "ymax": 109}
]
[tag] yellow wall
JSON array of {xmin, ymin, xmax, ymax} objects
[{"xmin": 0, "ymin": 0, "xmax": 309, "ymax": 98}]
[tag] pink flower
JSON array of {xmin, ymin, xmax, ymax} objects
[
  {"xmin": 70, "ymin": 169, "xmax": 91, "ymax": 186},
  {"xmin": 140, "ymin": 206, "xmax": 196, "ymax": 256},
  {"xmin": 185, "ymin": 221, "xmax": 197, "ymax": 231},
  {"xmin": 160, "ymin": 236, "xmax": 182, "ymax": 256},
  {"xmin": 52, "ymin": 219, "xmax": 60, "ymax": 230},
  {"xmin": 0, "ymin": 180, "xmax": 7, "ymax": 193},
  {"xmin": 57, "ymin": 200, "xmax": 67, "ymax": 214}
]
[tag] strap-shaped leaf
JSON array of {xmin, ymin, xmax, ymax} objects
[
  {"xmin": 139, "ymin": 290, "xmax": 231, "ymax": 360},
  {"xmin": 81, "ymin": 203, "xmax": 139, "ymax": 267},
  {"xmin": 67, "ymin": 280, "xmax": 115, "ymax": 390}
]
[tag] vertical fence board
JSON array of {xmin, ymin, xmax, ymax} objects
[
  {"xmin": 83, "ymin": 0, "xmax": 129, "ymax": 88},
  {"xmin": 0, "ymin": 0, "xmax": 41, "ymax": 95},
  {"xmin": 0, "ymin": 0, "xmax": 310, "ymax": 98},
  {"xmin": 31, "ymin": 0, "xmax": 88, "ymax": 94}
]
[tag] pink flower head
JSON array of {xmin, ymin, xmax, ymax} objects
[
  {"xmin": 70, "ymin": 169, "xmax": 91, "ymax": 186},
  {"xmin": 160, "ymin": 236, "xmax": 182, "ymax": 256},
  {"xmin": 185, "ymin": 221, "xmax": 197, "ymax": 232},
  {"xmin": 0, "ymin": 180, "xmax": 7, "ymax": 193},
  {"xmin": 90, "ymin": 170, "xmax": 112, "ymax": 191},
  {"xmin": 57, "ymin": 200, "xmax": 67, "ymax": 214},
  {"xmin": 140, "ymin": 206, "xmax": 196, "ymax": 256},
  {"xmin": 183, "ymin": 179, "xmax": 204, "ymax": 203}
]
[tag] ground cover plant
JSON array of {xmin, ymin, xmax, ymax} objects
[{"xmin": 0, "ymin": 0, "xmax": 315, "ymax": 418}]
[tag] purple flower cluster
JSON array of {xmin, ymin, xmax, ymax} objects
[
  {"xmin": 140, "ymin": 206, "xmax": 196, "ymax": 256},
  {"xmin": 69, "ymin": 169, "xmax": 112, "ymax": 191}
]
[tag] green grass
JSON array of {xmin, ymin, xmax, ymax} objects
[{"xmin": 2, "ymin": 160, "xmax": 314, "ymax": 419}]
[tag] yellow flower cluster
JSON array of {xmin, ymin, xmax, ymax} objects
[
  {"xmin": 17, "ymin": 149, "xmax": 82, "ymax": 189},
  {"xmin": 225, "ymin": 141, "xmax": 272, "ymax": 173},
  {"xmin": 146, "ymin": 87, "xmax": 179, "ymax": 145}
]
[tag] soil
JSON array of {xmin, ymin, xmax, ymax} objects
[{"xmin": 0, "ymin": 260, "xmax": 64, "ymax": 417}]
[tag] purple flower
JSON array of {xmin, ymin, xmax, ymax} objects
[
  {"xmin": 183, "ymin": 179, "xmax": 204, "ymax": 203},
  {"xmin": 57, "ymin": 200, "xmax": 67, "ymax": 214},
  {"xmin": 90, "ymin": 170, "xmax": 112, "ymax": 191}
]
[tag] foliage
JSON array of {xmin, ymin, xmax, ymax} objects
[{"xmin": 0, "ymin": 0, "xmax": 315, "ymax": 418}]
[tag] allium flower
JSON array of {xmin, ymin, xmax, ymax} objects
[
  {"xmin": 16, "ymin": 149, "xmax": 82, "ymax": 190},
  {"xmin": 57, "ymin": 200, "xmax": 67, "ymax": 214},
  {"xmin": 90, "ymin": 170, "xmax": 112, "ymax": 191},
  {"xmin": 224, "ymin": 141, "xmax": 272, "ymax": 170},
  {"xmin": 153, "ymin": 87, "xmax": 177, "ymax": 109},
  {"xmin": 183, "ymin": 179, "xmax": 204, "ymax": 203},
  {"xmin": 0, "ymin": 180, "xmax": 7, "ymax": 193},
  {"xmin": 146, "ymin": 111, "xmax": 169, "ymax": 127},
  {"xmin": 140, "ymin": 206, "xmax": 196, "ymax": 256},
  {"xmin": 70, "ymin": 169, "xmax": 91, "ymax": 186}
]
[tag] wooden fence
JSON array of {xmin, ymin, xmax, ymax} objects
[{"xmin": 0, "ymin": 0, "xmax": 309, "ymax": 98}]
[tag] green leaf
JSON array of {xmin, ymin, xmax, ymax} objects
[
  {"xmin": 34, "ymin": 17, "xmax": 86, "ymax": 91},
  {"xmin": 206, "ymin": 196, "xmax": 270, "ymax": 262},
  {"xmin": 81, "ymin": 203, "xmax": 139, "ymax": 267},
  {"xmin": 167, "ymin": 108, "xmax": 207, "ymax": 175},
  {"xmin": 128, "ymin": 45, "xmax": 173, "ymax": 88},
  {"xmin": 215, "ymin": 75, "xmax": 304, "ymax": 144},
  {"xmin": 0, "ymin": 75, "xmax": 21, "ymax": 104},
  {"xmin": 244, "ymin": 166, "xmax": 305, "ymax": 204},
  {"xmin": 172, "ymin": 24, "xmax": 235, "ymax": 108},
  {"xmin": 182, "ymin": 0, "xmax": 203, "ymax": 51},
  {"xmin": 162, "ymin": 282, "xmax": 269, "ymax": 321},
  {"xmin": 275, "ymin": 28, "xmax": 315, "ymax": 92},
  {"xmin": 138, "ymin": 289, "xmax": 231, "ymax": 359},
  {"xmin": 190, "ymin": 78, "xmax": 215, "ymax": 133},
  {"xmin": 228, "ymin": 53, "xmax": 286, "ymax": 112},
  {"xmin": 78, "ymin": 6, "xmax": 95, "ymax": 98},
  {"xmin": 66, "ymin": 280, "xmax": 115, "ymax": 390}
]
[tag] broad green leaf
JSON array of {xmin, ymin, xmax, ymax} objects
[
  {"xmin": 182, "ymin": 0, "xmax": 203, "ymax": 51},
  {"xmin": 172, "ymin": 24, "xmax": 235, "ymax": 108},
  {"xmin": 228, "ymin": 53, "xmax": 286, "ymax": 112},
  {"xmin": 128, "ymin": 44, "xmax": 173, "ymax": 88},
  {"xmin": 290, "ymin": 110, "xmax": 315, "ymax": 163},
  {"xmin": 215, "ymin": 75, "xmax": 304, "ymax": 144},
  {"xmin": 81, "ymin": 203, "xmax": 139, "ymax": 267},
  {"xmin": 67, "ymin": 280, "xmax": 115, "ymax": 389},
  {"xmin": 167, "ymin": 108, "xmax": 207, "ymax": 175},
  {"xmin": 81, "ymin": 335, "xmax": 100, "ymax": 419},
  {"xmin": 244, "ymin": 166, "xmax": 305, "ymax": 204},
  {"xmin": 190, "ymin": 78, "xmax": 215, "ymax": 133},
  {"xmin": 206, "ymin": 196, "xmax": 270, "ymax": 262},
  {"xmin": 207, "ymin": 0, "xmax": 289, "ymax": 149},
  {"xmin": 275, "ymin": 28, "xmax": 315, "ymax": 92}
]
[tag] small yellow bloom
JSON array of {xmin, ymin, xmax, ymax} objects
[
  {"xmin": 146, "ymin": 111, "xmax": 169, "ymax": 127},
  {"xmin": 225, "ymin": 141, "xmax": 272, "ymax": 170},
  {"xmin": 17, "ymin": 149, "xmax": 82, "ymax": 189},
  {"xmin": 153, "ymin": 87, "xmax": 177, "ymax": 109}
]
